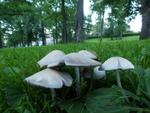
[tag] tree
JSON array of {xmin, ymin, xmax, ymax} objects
[
  {"xmin": 61, "ymin": 0, "xmax": 68, "ymax": 43},
  {"xmin": 108, "ymin": 0, "xmax": 131, "ymax": 38},
  {"xmin": 65, "ymin": 0, "xmax": 77, "ymax": 42},
  {"xmin": 33, "ymin": 0, "xmax": 47, "ymax": 46},
  {"xmin": 0, "ymin": 21, "xmax": 3, "ymax": 47},
  {"xmin": 0, "ymin": 32, "xmax": 3, "ymax": 47},
  {"xmin": 0, "ymin": 0, "xmax": 36, "ymax": 47},
  {"xmin": 84, "ymin": 15, "xmax": 92, "ymax": 37},
  {"xmin": 74, "ymin": 0, "xmax": 84, "ymax": 42},
  {"xmin": 91, "ymin": 0, "xmax": 106, "ymax": 37},
  {"xmin": 103, "ymin": 0, "xmax": 150, "ymax": 39},
  {"xmin": 0, "ymin": 0, "xmax": 81, "ymax": 47},
  {"xmin": 24, "ymin": 14, "xmax": 37, "ymax": 46},
  {"xmin": 140, "ymin": 0, "xmax": 150, "ymax": 39}
]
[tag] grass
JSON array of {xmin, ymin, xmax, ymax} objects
[
  {"xmin": 85, "ymin": 35, "xmax": 139, "ymax": 43},
  {"xmin": 0, "ymin": 36, "xmax": 150, "ymax": 113}
]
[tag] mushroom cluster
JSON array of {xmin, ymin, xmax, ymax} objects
[
  {"xmin": 25, "ymin": 50, "xmax": 72, "ymax": 100},
  {"xmin": 24, "ymin": 50, "xmax": 101, "ymax": 97},
  {"xmin": 25, "ymin": 50, "xmax": 135, "ymax": 99}
]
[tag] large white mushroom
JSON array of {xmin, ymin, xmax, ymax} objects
[
  {"xmin": 24, "ymin": 69, "xmax": 73, "ymax": 100},
  {"xmin": 64, "ymin": 52, "xmax": 101, "ymax": 95},
  {"xmin": 78, "ymin": 50, "xmax": 97, "ymax": 59},
  {"xmin": 78, "ymin": 50, "xmax": 105, "ymax": 80},
  {"xmin": 102, "ymin": 57, "xmax": 134, "ymax": 88},
  {"xmin": 37, "ymin": 50, "xmax": 65, "ymax": 68}
]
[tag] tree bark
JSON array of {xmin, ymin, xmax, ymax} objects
[
  {"xmin": 27, "ymin": 30, "xmax": 33, "ymax": 46},
  {"xmin": 35, "ymin": 32, "xmax": 39, "ymax": 46},
  {"xmin": 18, "ymin": 22, "xmax": 25, "ymax": 47},
  {"xmin": 140, "ymin": 0, "xmax": 150, "ymax": 39},
  {"xmin": 99, "ymin": 8, "xmax": 105, "ymax": 37},
  {"xmin": 75, "ymin": 0, "xmax": 84, "ymax": 42},
  {"xmin": 55, "ymin": 19, "xmax": 58, "ymax": 44},
  {"xmin": 0, "ymin": 36, "xmax": 3, "ymax": 48},
  {"xmin": 41, "ymin": 22, "xmax": 46, "ymax": 45},
  {"xmin": 61, "ymin": 0, "xmax": 68, "ymax": 43},
  {"xmin": 0, "ymin": 23, "xmax": 3, "ymax": 48}
]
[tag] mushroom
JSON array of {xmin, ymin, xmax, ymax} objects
[
  {"xmin": 78, "ymin": 50, "xmax": 105, "ymax": 80},
  {"xmin": 82, "ymin": 66, "xmax": 106, "ymax": 80},
  {"xmin": 24, "ymin": 69, "xmax": 73, "ymax": 100},
  {"xmin": 64, "ymin": 52, "xmax": 101, "ymax": 95},
  {"xmin": 93, "ymin": 66, "xmax": 106, "ymax": 79},
  {"xmin": 37, "ymin": 50, "xmax": 65, "ymax": 68},
  {"xmin": 78, "ymin": 50, "xmax": 97, "ymax": 59},
  {"xmin": 102, "ymin": 57, "xmax": 134, "ymax": 88}
]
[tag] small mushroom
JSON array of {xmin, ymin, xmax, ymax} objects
[
  {"xmin": 78, "ymin": 50, "xmax": 97, "ymax": 59},
  {"xmin": 102, "ymin": 57, "xmax": 134, "ymax": 88},
  {"xmin": 37, "ymin": 50, "xmax": 65, "ymax": 68},
  {"xmin": 64, "ymin": 52, "xmax": 101, "ymax": 95},
  {"xmin": 102, "ymin": 57, "xmax": 134, "ymax": 102},
  {"xmin": 24, "ymin": 69, "xmax": 73, "ymax": 100},
  {"xmin": 93, "ymin": 66, "xmax": 106, "ymax": 79},
  {"xmin": 82, "ymin": 66, "xmax": 106, "ymax": 80}
]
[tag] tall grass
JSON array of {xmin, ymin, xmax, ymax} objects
[{"xmin": 0, "ymin": 38, "xmax": 150, "ymax": 113}]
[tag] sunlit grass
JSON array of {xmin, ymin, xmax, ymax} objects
[
  {"xmin": 0, "ymin": 36, "xmax": 150, "ymax": 112},
  {"xmin": 85, "ymin": 35, "xmax": 139, "ymax": 43}
]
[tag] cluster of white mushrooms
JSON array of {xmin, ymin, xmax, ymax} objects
[{"xmin": 24, "ymin": 50, "xmax": 134, "ymax": 99}]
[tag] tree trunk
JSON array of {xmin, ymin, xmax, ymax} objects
[
  {"xmin": 118, "ymin": 20, "xmax": 123, "ymax": 39},
  {"xmin": 18, "ymin": 23, "xmax": 25, "ymax": 47},
  {"xmin": 61, "ymin": 0, "xmax": 68, "ymax": 43},
  {"xmin": 35, "ymin": 33, "xmax": 39, "ymax": 46},
  {"xmin": 75, "ymin": 0, "xmax": 84, "ymax": 42},
  {"xmin": 99, "ymin": 8, "xmax": 105, "ymax": 37},
  {"xmin": 109, "ymin": 17, "xmax": 114, "ymax": 40},
  {"xmin": 0, "ymin": 36, "xmax": 3, "ymax": 48},
  {"xmin": 27, "ymin": 30, "xmax": 33, "ymax": 47},
  {"xmin": 21, "ymin": 38, "xmax": 25, "ymax": 47},
  {"xmin": 55, "ymin": 19, "xmax": 58, "ymax": 44},
  {"xmin": 41, "ymin": 22, "xmax": 46, "ymax": 45},
  {"xmin": 0, "ymin": 22, "xmax": 3, "ymax": 48},
  {"xmin": 0, "ymin": 33, "xmax": 3, "ymax": 48},
  {"xmin": 140, "ymin": 0, "xmax": 150, "ymax": 39},
  {"xmin": 36, "ymin": 39, "xmax": 39, "ymax": 46}
]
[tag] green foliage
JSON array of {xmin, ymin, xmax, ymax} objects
[
  {"xmin": 0, "ymin": 0, "xmax": 80, "ymax": 46},
  {"xmin": 86, "ymin": 87, "xmax": 130, "ymax": 113},
  {"xmin": 91, "ymin": 0, "xmax": 140, "ymax": 38},
  {"xmin": 0, "ymin": 38, "xmax": 150, "ymax": 112},
  {"xmin": 61, "ymin": 87, "xmax": 129, "ymax": 113}
]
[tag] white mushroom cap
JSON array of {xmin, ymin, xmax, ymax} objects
[
  {"xmin": 24, "ymin": 69, "xmax": 73, "ymax": 89},
  {"xmin": 37, "ymin": 50, "xmax": 65, "ymax": 68},
  {"xmin": 64, "ymin": 53, "xmax": 101, "ymax": 67},
  {"xmin": 60, "ymin": 72, "xmax": 73, "ymax": 87},
  {"xmin": 83, "ymin": 67, "xmax": 106, "ymax": 80},
  {"xmin": 94, "ymin": 66, "xmax": 106, "ymax": 79},
  {"xmin": 78, "ymin": 50, "xmax": 97, "ymax": 59},
  {"xmin": 102, "ymin": 57, "xmax": 134, "ymax": 71}
]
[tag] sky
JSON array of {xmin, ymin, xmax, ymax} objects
[{"xmin": 84, "ymin": 0, "xmax": 142, "ymax": 32}]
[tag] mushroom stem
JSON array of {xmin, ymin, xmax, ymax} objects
[
  {"xmin": 75, "ymin": 67, "xmax": 80, "ymax": 96},
  {"xmin": 51, "ymin": 88, "xmax": 56, "ymax": 101},
  {"xmin": 104, "ymin": 75, "xmax": 107, "ymax": 80},
  {"xmin": 116, "ymin": 70, "xmax": 122, "ymax": 88},
  {"xmin": 116, "ymin": 70, "xmax": 129, "ymax": 103},
  {"xmin": 89, "ymin": 69, "xmax": 94, "ymax": 91}
]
